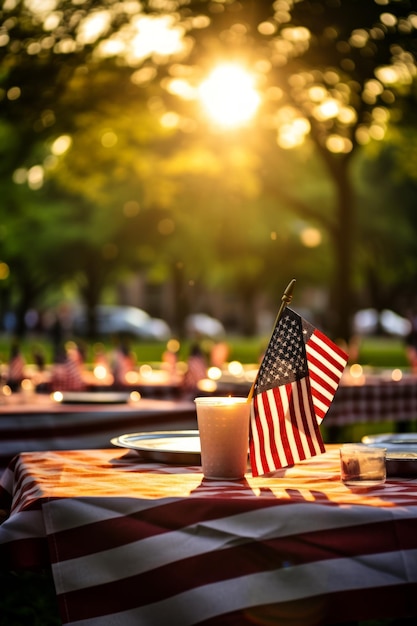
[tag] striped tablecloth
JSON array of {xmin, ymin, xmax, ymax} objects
[
  {"xmin": 1, "ymin": 445, "xmax": 416, "ymax": 625},
  {"xmin": 326, "ymin": 377, "xmax": 417, "ymax": 426},
  {"xmin": 0, "ymin": 396, "xmax": 196, "ymax": 473}
]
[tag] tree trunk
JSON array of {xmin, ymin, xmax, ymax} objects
[
  {"xmin": 235, "ymin": 279, "xmax": 260, "ymax": 336},
  {"xmin": 330, "ymin": 161, "xmax": 355, "ymax": 342},
  {"xmin": 171, "ymin": 261, "xmax": 191, "ymax": 338},
  {"xmin": 80, "ymin": 253, "xmax": 106, "ymax": 338},
  {"xmin": 13, "ymin": 273, "xmax": 38, "ymax": 338}
]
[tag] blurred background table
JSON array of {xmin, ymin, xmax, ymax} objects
[
  {"xmin": 1, "ymin": 445, "xmax": 416, "ymax": 626},
  {"xmin": 29, "ymin": 364, "xmax": 184, "ymax": 400},
  {"xmin": 205, "ymin": 368, "xmax": 417, "ymax": 435},
  {"xmin": 325, "ymin": 371, "xmax": 417, "ymax": 435},
  {"xmin": 0, "ymin": 393, "xmax": 196, "ymax": 475}
]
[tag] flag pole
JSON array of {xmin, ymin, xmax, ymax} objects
[{"xmin": 247, "ymin": 278, "xmax": 296, "ymax": 403}]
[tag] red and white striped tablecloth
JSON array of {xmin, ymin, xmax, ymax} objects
[{"xmin": 1, "ymin": 446, "xmax": 417, "ymax": 625}]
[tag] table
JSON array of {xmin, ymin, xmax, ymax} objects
[
  {"xmin": 31, "ymin": 363, "xmax": 184, "ymax": 399},
  {"xmin": 210, "ymin": 373, "xmax": 417, "ymax": 429},
  {"xmin": 0, "ymin": 394, "xmax": 196, "ymax": 473},
  {"xmin": 1, "ymin": 445, "xmax": 416, "ymax": 626}
]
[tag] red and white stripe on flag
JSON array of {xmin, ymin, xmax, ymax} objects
[
  {"xmin": 250, "ymin": 376, "xmax": 325, "ymax": 477},
  {"xmin": 305, "ymin": 327, "xmax": 348, "ymax": 423}
]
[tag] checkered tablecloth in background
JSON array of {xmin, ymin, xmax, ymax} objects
[{"xmin": 326, "ymin": 377, "xmax": 417, "ymax": 425}]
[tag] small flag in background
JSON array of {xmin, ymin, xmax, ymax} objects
[{"xmin": 249, "ymin": 308, "xmax": 348, "ymax": 477}]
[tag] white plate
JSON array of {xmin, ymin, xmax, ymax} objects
[
  {"xmin": 111, "ymin": 430, "xmax": 201, "ymax": 465},
  {"xmin": 362, "ymin": 433, "xmax": 417, "ymax": 476},
  {"xmin": 362, "ymin": 433, "xmax": 417, "ymax": 453},
  {"xmin": 55, "ymin": 391, "xmax": 131, "ymax": 404}
]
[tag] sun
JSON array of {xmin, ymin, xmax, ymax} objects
[{"xmin": 198, "ymin": 64, "xmax": 261, "ymax": 128}]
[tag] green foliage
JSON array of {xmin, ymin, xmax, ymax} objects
[
  {"xmin": 354, "ymin": 142, "xmax": 417, "ymax": 308},
  {"xmin": 1, "ymin": 1, "xmax": 417, "ymax": 340}
]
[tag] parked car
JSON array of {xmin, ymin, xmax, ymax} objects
[
  {"xmin": 353, "ymin": 308, "xmax": 379, "ymax": 335},
  {"xmin": 185, "ymin": 313, "xmax": 226, "ymax": 339},
  {"xmin": 73, "ymin": 305, "xmax": 171, "ymax": 341},
  {"xmin": 380, "ymin": 309, "xmax": 411, "ymax": 337},
  {"xmin": 353, "ymin": 308, "xmax": 411, "ymax": 337}
]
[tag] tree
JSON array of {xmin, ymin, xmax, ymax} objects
[
  {"xmin": 162, "ymin": 0, "xmax": 417, "ymax": 338},
  {"xmin": 355, "ymin": 138, "xmax": 417, "ymax": 313},
  {"xmin": 0, "ymin": 1, "xmax": 183, "ymax": 334},
  {"xmin": 1, "ymin": 1, "xmax": 417, "ymax": 340}
]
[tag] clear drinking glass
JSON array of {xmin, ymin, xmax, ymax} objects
[{"xmin": 340, "ymin": 444, "xmax": 386, "ymax": 488}]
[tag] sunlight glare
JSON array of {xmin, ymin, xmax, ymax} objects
[
  {"xmin": 24, "ymin": 0, "xmax": 59, "ymax": 15},
  {"xmin": 129, "ymin": 15, "xmax": 184, "ymax": 60},
  {"xmin": 300, "ymin": 227, "xmax": 322, "ymax": 248},
  {"xmin": 77, "ymin": 11, "xmax": 111, "ymax": 45},
  {"xmin": 277, "ymin": 117, "xmax": 310, "ymax": 149},
  {"xmin": 51, "ymin": 135, "xmax": 72, "ymax": 156},
  {"xmin": 97, "ymin": 15, "xmax": 185, "ymax": 63},
  {"xmin": 27, "ymin": 165, "xmax": 44, "ymax": 190},
  {"xmin": 198, "ymin": 64, "xmax": 260, "ymax": 128},
  {"xmin": 313, "ymin": 98, "xmax": 340, "ymax": 121}
]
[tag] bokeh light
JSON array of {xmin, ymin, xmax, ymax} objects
[{"xmin": 198, "ymin": 64, "xmax": 261, "ymax": 128}]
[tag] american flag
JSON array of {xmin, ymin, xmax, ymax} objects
[{"xmin": 249, "ymin": 307, "xmax": 348, "ymax": 476}]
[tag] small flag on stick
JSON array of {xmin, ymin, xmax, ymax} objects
[{"xmin": 249, "ymin": 306, "xmax": 348, "ymax": 477}]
